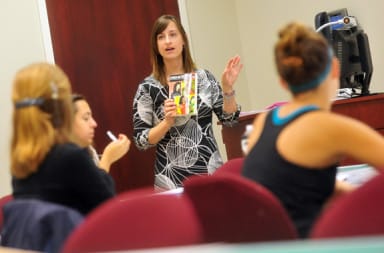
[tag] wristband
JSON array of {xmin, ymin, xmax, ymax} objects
[{"xmin": 223, "ymin": 90, "xmax": 235, "ymax": 99}]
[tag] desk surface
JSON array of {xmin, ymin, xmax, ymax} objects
[
  {"xmin": 0, "ymin": 247, "xmax": 38, "ymax": 253},
  {"xmin": 122, "ymin": 236, "xmax": 384, "ymax": 253},
  {"xmin": 337, "ymin": 164, "xmax": 378, "ymax": 186},
  {"xmin": 222, "ymin": 93, "xmax": 384, "ymax": 162}
]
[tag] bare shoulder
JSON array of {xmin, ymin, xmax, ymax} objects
[
  {"xmin": 326, "ymin": 110, "xmax": 372, "ymax": 127},
  {"xmin": 304, "ymin": 110, "xmax": 368, "ymax": 125},
  {"xmin": 252, "ymin": 111, "xmax": 268, "ymax": 128},
  {"xmin": 308, "ymin": 110, "xmax": 379, "ymax": 136},
  {"xmin": 246, "ymin": 112, "xmax": 268, "ymax": 153}
]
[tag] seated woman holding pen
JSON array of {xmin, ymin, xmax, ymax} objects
[
  {"xmin": 71, "ymin": 93, "xmax": 131, "ymax": 169},
  {"xmin": 242, "ymin": 21, "xmax": 384, "ymax": 238}
]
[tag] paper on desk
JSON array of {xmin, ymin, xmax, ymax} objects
[{"xmin": 337, "ymin": 164, "xmax": 378, "ymax": 186}]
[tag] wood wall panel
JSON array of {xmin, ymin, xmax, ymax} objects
[{"xmin": 45, "ymin": 0, "xmax": 179, "ymax": 192}]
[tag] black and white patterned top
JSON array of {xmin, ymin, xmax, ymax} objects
[{"xmin": 133, "ymin": 69, "xmax": 241, "ymax": 189}]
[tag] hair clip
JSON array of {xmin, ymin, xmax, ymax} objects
[
  {"xmin": 50, "ymin": 81, "xmax": 59, "ymax": 100},
  {"xmin": 15, "ymin": 98, "xmax": 45, "ymax": 109}
]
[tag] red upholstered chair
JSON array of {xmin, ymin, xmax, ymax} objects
[
  {"xmin": 311, "ymin": 172, "xmax": 384, "ymax": 238},
  {"xmin": 0, "ymin": 194, "xmax": 13, "ymax": 231},
  {"xmin": 61, "ymin": 187, "xmax": 203, "ymax": 253},
  {"xmin": 183, "ymin": 174, "xmax": 298, "ymax": 243},
  {"xmin": 213, "ymin": 157, "xmax": 244, "ymax": 176}
]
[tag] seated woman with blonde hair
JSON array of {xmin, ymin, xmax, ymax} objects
[{"xmin": 10, "ymin": 62, "xmax": 128, "ymax": 215}]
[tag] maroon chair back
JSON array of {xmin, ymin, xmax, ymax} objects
[
  {"xmin": 213, "ymin": 157, "xmax": 244, "ymax": 176},
  {"xmin": 311, "ymin": 172, "xmax": 384, "ymax": 238},
  {"xmin": 0, "ymin": 194, "xmax": 13, "ymax": 230},
  {"xmin": 183, "ymin": 174, "xmax": 298, "ymax": 243},
  {"xmin": 61, "ymin": 187, "xmax": 203, "ymax": 252}
]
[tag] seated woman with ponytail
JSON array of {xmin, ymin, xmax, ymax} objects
[
  {"xmin": 242, "ymin": 22, "xmax": 384, "ymax": 238},
  {"xmin": 10, "ymin": 62, "xmax": 125, "ymax": 215}
]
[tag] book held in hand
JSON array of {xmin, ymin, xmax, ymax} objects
[{"xmin": 169, "ymin": 73, "xmax": 197, "ymax": 116}]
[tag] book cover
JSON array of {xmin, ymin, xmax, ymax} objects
[{"xmin": 169, "ymin": 73, "xmax": 197, "ymax": 116}]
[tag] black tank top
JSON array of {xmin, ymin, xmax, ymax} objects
[{"xmin": 242, "ymin": 105, "xmax": 337, "ymax": 238}]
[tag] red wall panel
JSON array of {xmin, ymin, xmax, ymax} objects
[{"xmin": 45, "ymin": 0, "xmax": 180, "ymax": 192}]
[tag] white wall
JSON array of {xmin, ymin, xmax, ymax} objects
[
  {"xmin": 0, "ymin": 0, "xmax": 47, "ymax": 196},
  {"xmin": 180, "ymin": 0, "xmax": 249, "ymax": 161},
  {"xmin": 185, "ymin": 0, "xmax": 384, "ymax": 111},
  {"xmin": 235, "ymin": 0, "xmax": 384, "ymax": 110},
  {"xmin": 182, "ymin": 0, "xmax": 250, "ymax": 110}
]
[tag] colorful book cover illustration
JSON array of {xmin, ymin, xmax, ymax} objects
[{"xmin": 169, "ymin": 73, "xmax": 197, "ymax": 116}]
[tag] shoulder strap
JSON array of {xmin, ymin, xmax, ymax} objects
[{"xmin": 272, "ymin": 105, "xmax": 319, "ymax": 126}]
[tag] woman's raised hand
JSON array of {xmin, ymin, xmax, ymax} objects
[{"xmin": 221, "ymin": 55, "xmax": 243, "ymax": 92}]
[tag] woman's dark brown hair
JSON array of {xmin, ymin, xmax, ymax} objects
[
  {"xmin": 71, "ymin": 93, "xmax": 85, "ymax": 113},
  {"xmin": 274, "ymin": 22, "xmax": 331, "ymax": 94}
]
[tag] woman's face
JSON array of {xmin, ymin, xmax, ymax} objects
[
  {"xmin": 157, "ymin": 21, "xmax": 184, "ymax": 62},
  {"xmin": 72, "ymin": 100, "xmax": 97, "ymax": 147}
]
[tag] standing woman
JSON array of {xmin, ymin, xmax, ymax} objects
[
  {"xmin": 133, "ymin": 15, "xmax": 243, "ymax": 190},
  {"xmin": 11, "ymin": 62, "xmax": 117, "ymax": 215}
]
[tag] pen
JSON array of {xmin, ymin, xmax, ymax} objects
[{"xmin": 106, "ymin": 130, "xmax": 117, "ymax": 141}]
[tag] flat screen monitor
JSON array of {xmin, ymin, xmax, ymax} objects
[{"xmin": 315, "ymin": 8, "xmax": 373, "ymax": 96}]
